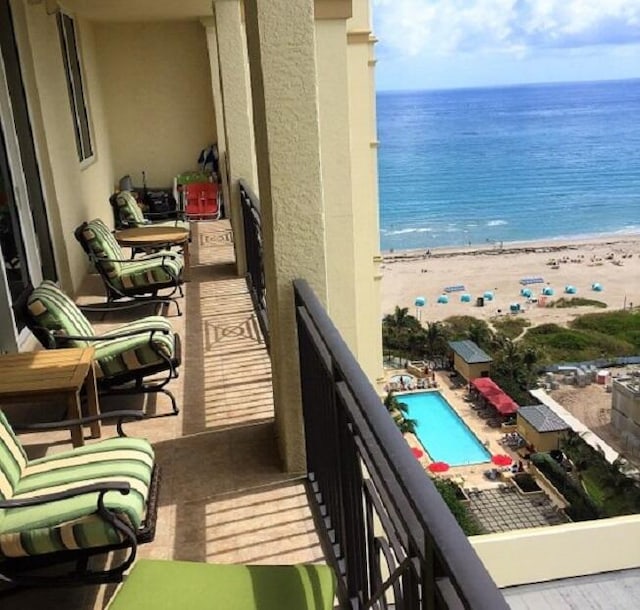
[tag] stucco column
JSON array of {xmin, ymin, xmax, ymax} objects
[
  {"xmin": 347, "ymin": 0, "xmax": 384, "ymax": 381},
  {"xmin": 213, "ymin": 0, "xmax": 259, "ymax": 276},
  {"xmin": 244, "ymin": 0, "xmax": 328, "ymax": 473},
  {"xmin": 314, "ymin": 1, "xmax": 359, "ymax": 355},
  {"xmin": 201, "ymin": 17, "xmax": 231, "ymax": 226}
]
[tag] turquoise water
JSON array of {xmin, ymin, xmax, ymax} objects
[
  {"xmin": 377, "ymin": 79, "xmax": 640, "ymax": 252},
  {"xmin": 401, "ymin": 391, "xmax": 491, "ymax": 466}
]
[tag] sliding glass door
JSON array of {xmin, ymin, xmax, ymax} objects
[{"xmin": 0, "ymin": 0, "xmax": 56, "ymax": 351}]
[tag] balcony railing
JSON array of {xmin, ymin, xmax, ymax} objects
[
  {"xmin": 294, "ymin": 279, "xmax": 508, "ymax": 609},
  {"xmin": 239, "ymin": 180, "xmax": 269, "ymax": 350}
]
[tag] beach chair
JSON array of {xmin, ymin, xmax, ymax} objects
[
  {"xmin": 0, "ymin": 410, "xmax": 160, "ymax": 591},
  {"xmin": 110, "ymin": 190, "xmax": 190, "ymax": 232},
  {"xmin": 20, "ymin": 281, "xmax": 182, "ymax": 417},
  {"xmin": 74, "ymin": 219, "xmax": 184, "ymax": 314}
]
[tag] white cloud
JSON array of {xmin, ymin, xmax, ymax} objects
[{"xmin": 373, "ymin": 0, "xmax": 640, "ymax": 58}]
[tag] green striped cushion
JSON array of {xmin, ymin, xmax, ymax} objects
[
  {"xmin": 112, "ymin": 254, "xmax": 184, "ymax": 292},
  {"xmin": 0, "ymin": 411, "xmax": 27, "ymax": 502},
  {"xmin": 115, "ymin": 191, "xmax": 146, "ymax": 226},
  {"xmin": 27, "ymin": 280, "xmax": 94, "ymax": 347},
  {"xmin": 82, "ymin": 219, "xmax": 124, "ymax": 278},
  {"xmin": 0, "ymin": 437, "xmax": 154, "ymax": 559},
  {"xmin": 92, "ymin": 316, "xmax": 175, "ymax": 379}
]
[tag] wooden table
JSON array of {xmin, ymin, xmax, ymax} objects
[
  {"xmin": 0, "ymin": 348, "xmax": 100, "ymax": 447},
  {"xmin": 115, "ymin": 226, "xmax": 191, "ymax": 281}
]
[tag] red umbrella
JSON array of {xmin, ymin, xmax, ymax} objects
[
  {"xmin": 411, "ymin": 447, "xmax": 424, "ymax": 459},
  {"xmin": 428, "ymin": 461, "xmax": 450, "ymax": 473},
  {"xmin": 492, "ymin": 454, "xmax": 513, "ymax": 467}
]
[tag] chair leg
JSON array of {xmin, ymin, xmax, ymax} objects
[{"xmin": 98, "ymin": 386, "xmax": 179, "ymax": 418}]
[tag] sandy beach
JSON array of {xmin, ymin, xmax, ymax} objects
[{"xmin": 381, "ymin": 235, "xmax": 640, "ymax": 326}]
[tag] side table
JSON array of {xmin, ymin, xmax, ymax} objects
[
  {"xmin": 114, "ymin": 226, "xmax": 191, "ymax": 281},
  {"xmin": 0, "ymin": 347, "xmax": 100, "ymax": 447}
]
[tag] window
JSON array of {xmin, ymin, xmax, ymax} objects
[{"xmin": 57, "ymin": 12, "xmax": 93, "ymax": 162}]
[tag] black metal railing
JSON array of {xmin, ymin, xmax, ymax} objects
[
  {"xmin": 239, "ymin": 180, "xmax": 269, "ymax": 350},
  {"xmin": 294, "ymin": 279, "xmax": 508, "ymax": 609}
]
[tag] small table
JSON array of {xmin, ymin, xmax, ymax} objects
[
  {"xmin": 0, "ymin": 348, "xmax": 100, "ymax": 447},
  {"xmin": 115, "ymin": 226, "xmax": 191, "ymax": 281}
]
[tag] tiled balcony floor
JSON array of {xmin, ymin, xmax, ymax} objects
[{"xmin": 3, "ymin": 220, "xmax": 325, "ymax": 609}]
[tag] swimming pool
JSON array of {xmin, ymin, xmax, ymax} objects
[{"xmin": 401, "ymin": 391, "xmax": 491, "ymax": 466}]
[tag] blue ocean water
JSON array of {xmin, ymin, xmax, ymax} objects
[{"xmin": 377, "ymin": 79, "xmax": 640, "ymax": 252}]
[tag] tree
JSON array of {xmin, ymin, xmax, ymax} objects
[
  {"xmin": 424, "ymin": 321, "xmax": 449, "ymax": 363},
  {"xmin": 383, "ymin": 391, "xmax": 417, "ymax": 435},
  {"xmin": 467, "ymin": 320, "xmax": 494, "ymax": 351},
  {"xmin": 382, "ymin": 306, "xmax": 422, "ymax": 359}
]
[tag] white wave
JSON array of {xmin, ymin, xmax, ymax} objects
[
  {"xmin": 486, "ymin": 219, "xmax": 508, "ymax": 227},
  {"xmin": 387, "ymin": 226, "xmax": 434, "ymax": 235}
]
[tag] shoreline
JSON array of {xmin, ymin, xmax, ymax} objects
[
  {"xmin": 381, "ymin": 233, "xmax": 640, "ymax": 262},
  {"xmin": 380, "ymin": 233, "xmax": 640, "ymax": 326}
]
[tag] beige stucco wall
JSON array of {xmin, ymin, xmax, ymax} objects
[
  {"xmin": 346, "ymin": 0, "xmax": 383, "ymax": 382},
  {"xmin": 516, "ymin": 418, "xmax": 564, "ymax": 452},
  {"xmin": 472, "ymin": 516, "xmax": 640, "ymax": 587},
  {"xmin": 453, "ymin": 354, "xmax": 489, "ymax": 381},
  {"xmin": 15, "ymin": 3, "xmax": 115, "ymax": 294},
  {"xmin": 93, "ymin": 21, "xmax": 216, "ymax": 188},
  {"xmin": 315, "ymin": 17, "xmax": 358, "ymax": 352}
]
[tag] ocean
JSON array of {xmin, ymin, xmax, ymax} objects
[{"xmin": 377, "ymin": 79, "xmax": 640, "ymax": 252}]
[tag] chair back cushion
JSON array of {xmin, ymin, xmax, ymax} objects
[
  {"xmin": 26, "ymin": 280, "xmax": 95, "ymax": 348},
  {"xmin": 114, "ymin": 191, "xmax": 146, "ymax": 227},
  {"xmin": 79, "ymin": 219, "xmax": 124, "ymax": 278},
  {"xmin": 0, "ymin": 411, "xmax": 27, "ymax": 502}
]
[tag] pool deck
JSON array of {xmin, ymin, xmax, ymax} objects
[{"xmin": 379, "ymin": 369, "xmax": 522, "ymax": 491}]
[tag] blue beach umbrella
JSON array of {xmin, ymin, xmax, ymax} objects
[
  {"xmin": 483, "ymin": 291, "xmax": 494, "ymax": 301},
  {"xmin": 520, "ymin": 288, "xmax": 532, "ymax": 298},
  {"xmin": 414, "ymin": 296, "xmax": 426, "ymax": 307},
  {"xmin": 592, "ymin": 283, "xmax": 603, "ymax": 292},
  {"xmin": 437, "ymin": 294, "xmax": 449, "ymax": 304},
  {"xmin": 542, "ymin": 286, "xmax": 555, "ymax": 296},
  {"xmin": 564, "ymin": 285, "xmax": 577, "ymax": 294},
  {"xmin": 460, "ymin": 293, "xmax": 471, "ymax": 303}
]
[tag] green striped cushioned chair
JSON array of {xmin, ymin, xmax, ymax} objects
[
  {"xmin": 0, "ymin": 410, "xmax": 159, "ymax": 588},
  {"xmin": 25, "ymin": 280, "xmax": 181, "ymax": 416},
  {"xmin": 75, "ymin": 219, "xmax": 184, "ymax": 313},
  {"xmin": 111, "ymin": 191, "xmax": 190, "ymax": 232}
]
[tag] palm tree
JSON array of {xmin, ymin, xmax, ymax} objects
[
  {"xmin": 382, "ymin": 306, "xmax": 422, "ymax": 360},
  {"xmin": 424, "ymin": 321, "xmax": 448, "ymax": 364},
  {"xmin": 383, "ymin": 390, "xmax": 417, "ymax": 435},
  {"xmin": 467, "ymin": 320, "xmax": 493, "ymax": 350}
]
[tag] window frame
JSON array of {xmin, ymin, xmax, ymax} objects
[{"xmin": 57, "ymin": 11, "xmax": 94, "ymax": 163}]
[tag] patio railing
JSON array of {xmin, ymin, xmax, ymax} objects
[
  {"xmin": 294, "ymin": 279, "xmax": 508, "ymax": 609},
  {"xmin": 239, "ymin": 180, "xmax": 269, "ymax": 350}
]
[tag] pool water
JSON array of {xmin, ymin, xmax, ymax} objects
[{"xmin": 401, "ymin": 391, "xmax": 491, "ymax": 466}]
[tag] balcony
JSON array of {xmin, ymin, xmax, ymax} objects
[{"xmin": 2, "ymin": 214, "xmax": 506, "ymax": 608}]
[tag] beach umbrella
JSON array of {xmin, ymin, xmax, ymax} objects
[
  {"xmin": 564, "ymin": 285, "xmax": 577, "ymax": 294},
  {"xmin": 520, "ymin": 288, "xmax": 532, "ymax": 298},
  {"xmin": 428, "ymin": 461, "xmax": 450, "ymax": 473},
  {"xmin": 483, "ymin": 291, "xmax": 494, "ymax": 301},
  {"xmin": 414, "ymin": 296, "xmax": 426, "ymax": 307},
  {"xmin": 437, "ymin": 294, "xmax": 449, "ymax": 304},
  {"xmin": 411, "ymin": 447, "xmax": 424, "ymax": 459},
  {"xmin": 460, "ymin": 293, "xmax": 471, "ymax": 303},
  {"xmin": 542, "ymin": 286, "xmax": 555, "ymax": 296},
  {"xmin": 491, "ymin": 454, "xmax": 513, "ymax": 467},
  {"xmin": 592, "ymin": 283, "xmax": 603, "ymax": 292}
]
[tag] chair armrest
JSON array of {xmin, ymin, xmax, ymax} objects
[
  {"xmin": 0, "ymin": 481, "xmax": 130, "ymax": 509},
  {"xmin": 13, "ymin": 410, "xmax": 145, "ymax": 438},
  {"xmin": 53, "ymin": 327, "xmax": 170, "ymax": 342},
  {"xmin": 93, "ymin": 254, "xmax": 178, "ymax": 264}
]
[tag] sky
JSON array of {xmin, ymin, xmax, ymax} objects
[{"xmin": 373, "ymin": 0, "xmax": 640, "ymax": 91}]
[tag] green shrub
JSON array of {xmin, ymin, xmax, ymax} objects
[
  {"xmin": 549, "ymin": 297, "xmax": 607, "ymax": 309},
  {"xmin": 491, "ymin": 317, "xmax": 530, "ymax": 339},
  {"xmin": 431, "ymin": 478, "xmax": 483, "ymax": 536}
]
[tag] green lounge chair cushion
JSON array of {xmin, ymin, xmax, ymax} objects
[
  {"xmin": 0, "ymin": 437, "xmax": 154, "ymax": 559},
  {"xmin": 108, "ymin": 560, "xmax": 336, "ymax": 610},
  {"xmin": 82, "ymin": 219, "xmax": 125, "ymax": 279},
  {"xmin": 92, "ymin": 316, "xmax": 175, "ymax": 379},
  {"xmin": 0, "ymin": 412, "xmax": 28, "ymax": 501},
  {"xmin": 26, "ymin": 280, "xmax": 95, "ymax": 348},
  {"xmin": 113, "ymin": 253, "xmax": 184, "ymax": 293}
]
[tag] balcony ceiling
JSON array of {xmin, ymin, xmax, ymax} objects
[{"xmin": 64, "ymin": 0, "xmax": 213, "ymax": 22}]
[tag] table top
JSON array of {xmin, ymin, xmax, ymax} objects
[
  {"xmin": 0, "ymin": 347, "xmax": 95, "ymax": 397},
  {"xmin": 115, "ymin": 226, "xmax": 189, "ymax": 246}
]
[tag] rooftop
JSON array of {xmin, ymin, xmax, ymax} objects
[
  {"xmin": 448, "ymin": 340, "xmax": 493, "ymax": 364},
  {"xmin": 518, "ymin": 404, "xmax": 570, "ymax": 433}
]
